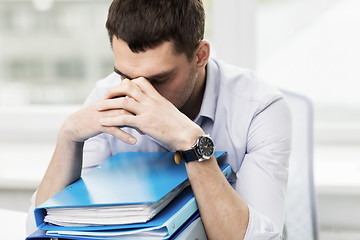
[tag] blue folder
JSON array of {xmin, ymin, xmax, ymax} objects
[
  {"xmin": 27, "ymin": 175, "xmax": 230, "ymax": 240},
  {"xmin": 27, "ymin": 210, "xmax": 204, "ymax": 240},
  {"xmin": 27, "ymin": 186, "xmax": 202, "ymax": 239},
  {"xmin": 34, "ymin": 152, "xmax": 228, "ymax": 233}
]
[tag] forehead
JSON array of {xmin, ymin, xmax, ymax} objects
[{"xmin": 112, "ymin": 37, "xmax": 188, "ymax": 78}]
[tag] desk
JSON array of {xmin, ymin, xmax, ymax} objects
[{"xmin": 0, "ymin": 208, "xmax": 27, "ymax": 239}]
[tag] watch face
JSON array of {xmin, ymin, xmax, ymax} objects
[{"xmin": 198, "ymin": 135, "xmax": 215, "ymax": 159}]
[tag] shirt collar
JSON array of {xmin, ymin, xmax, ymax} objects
[{"xmin": 194, "ymin": 57, "xmax": 219, "ymax": 124}]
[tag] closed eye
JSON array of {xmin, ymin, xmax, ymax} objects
[
  {"xmin": 149, "ymin": 77, "xmax": 168, "ymax": 84},
  {"xmin": 113, "ymin": 66, "xmax": 175, "ymax": 83},
  {"xmin": 119, "ymin": 74, "xmax": 127, "ymax": 80},
  {"xmin": 114, "ymin": 67, "xmax": 131, "ymax": 80}
]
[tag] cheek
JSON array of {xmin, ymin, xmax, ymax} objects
[
  {"xmin": 154, "ymin": 77, "xmax": 190, "ymax": 105},
  {"xmin": 154, "ymin": 81, "xmax": 179, "ymax": 101}
]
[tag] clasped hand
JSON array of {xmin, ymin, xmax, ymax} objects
[{"xmin": 63, "ymin": 77, "xmax": 204, "ymax": 151}]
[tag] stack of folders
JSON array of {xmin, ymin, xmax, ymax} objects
[{"xmin": 27, "ymin": 151, "xmax": 231, "ymax": 240}]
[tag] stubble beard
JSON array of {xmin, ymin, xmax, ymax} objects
[{"xmin": 177, "ymin": 65, "xmax": 198, "ymax": 113}]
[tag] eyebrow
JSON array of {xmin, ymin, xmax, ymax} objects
[{"xmin": 113, "ymin": 67, "xmax": 176, "ymax": 82}]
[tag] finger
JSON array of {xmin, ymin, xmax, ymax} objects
[
  {"xmin": 99, "ymin": 108, "xmax": 134, "ymax": 118},
  {"xmin": 97, "ymin": 96, "xmax": 142, "ymax": 115},
  {"xmin": 99, "ymin": 114, "xmax": 137, "ymax": 129},
  {"xmin": 105, "ymin": 79, "xmax": 144, "ymax": 101},
  {"xmin": 103, "ymin": 126, "xmax": 137, "ymax": 145},
  {"xmin": 131, "ymin": 77, "xmax": 159, "ymax": 97},
  {"xmin": 100, "ymin": 111, "xmax": 143, "ymax": 136}
]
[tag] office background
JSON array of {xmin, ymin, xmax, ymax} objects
[{"xmin": 0, "ymin": 0, "xmax": 359, "ymax": 239}]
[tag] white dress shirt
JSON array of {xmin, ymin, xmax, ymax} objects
[{"xmin": 27, "ymin": 57, "xmax": 291, "ymax": 239}]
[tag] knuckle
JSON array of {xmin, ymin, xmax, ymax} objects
[
  {"xmin": 121, "ymin": 78, "xmax": 132, "ymax": 88},
  {"xmin": 115, "ymin": 109, "xmax": 128, "ymax": 116},
  {"xmin": 118, "ymin": 96, "xmax": 129, "ymax": 107},
  {"xmin": 108, "ymin": 85, "xmax": 119, "ymax": 95},
  {"xmin": 131, "ymin": 77, "xmax": 143, "ymax": 85},
  {"xmin": 123, "ymin": 87, "xmax": 133, "ymax": 97},
  {"xmin": 122, "ymin": 78, "xmax": 131, "ymax": 83}
]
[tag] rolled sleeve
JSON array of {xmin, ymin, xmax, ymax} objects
[
  {"xmin": 26, "ymin": 190, "xmax": 38, "ymax": 235},
  {"xmin": 244, "ymin": 205, "xmax": 282, "ymax": 240}
]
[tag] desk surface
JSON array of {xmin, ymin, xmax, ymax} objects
[{"xmin": 0, "ymin": 208, "xmax": 27, "ymax": 239}]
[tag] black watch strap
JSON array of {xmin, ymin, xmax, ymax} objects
[
  {"xmin": 180, "ymin": 149, "xmax": 199, "ymax": 163},
  {"xmin": 174, "ymin": 149, "xmax": 199, "ymax": 164}
]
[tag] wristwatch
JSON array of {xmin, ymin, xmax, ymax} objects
[{"xmin": 174, "ymin": 134, "xmax": 215, "ymax": 164}]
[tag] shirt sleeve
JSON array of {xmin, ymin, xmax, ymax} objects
[{"xmin": 236, "ymin": 97, "xmax": 292, "ymax": 239}]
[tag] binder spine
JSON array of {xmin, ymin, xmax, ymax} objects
[
  {"xmin": 165, "ymin": 163, "xmax": 232, "ymax": 238},
  {"xmin": 165, "ymin": 196, "xmax": 198, "ymax": 237}
]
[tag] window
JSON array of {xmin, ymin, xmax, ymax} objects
[
  {"xmin": 256, "ymin": 0, "xmax": 360, "ymax": 145},
  {"xmin": 7, "ymin": 59, "xmax": 44, "ymax": 81},
  {"xmin": 0, "ymin": 0, "xmax": 113, "ymax": 106},
  {"xmin": 55, "ymin": 59, "xmax": 85, "ymax": 80}
]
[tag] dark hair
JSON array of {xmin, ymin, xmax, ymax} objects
[{"xmin": 106, "ymin": 0, "xmax": 205, "ymax": 60}]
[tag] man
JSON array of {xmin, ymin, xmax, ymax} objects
[{"xmin": 27, "ymin": 0, "xmax": 291, "ymax": 239}]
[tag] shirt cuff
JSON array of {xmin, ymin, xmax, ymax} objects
[
  {"xmin": 26, "ymin": 190, "xmax": 38, "ymax": 236},
  {"xmin": 243, "ymin": 204, "xmax": 283, "ymax": 240}
]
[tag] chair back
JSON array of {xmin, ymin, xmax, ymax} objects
[{"xmin": 282, "ymin": 90, "xmax": 319, "ymax": 240}]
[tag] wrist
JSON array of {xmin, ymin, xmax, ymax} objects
[
  {"xmin": 59, "ymin": 116, "xmax": 84, "ymax": 143},
  {"xmin": 176, "ymin": 125, "xmax": 205, "ymax": 151},
  {"xmin": 58, "ymin": 127, "xmax": 84, "ymax": 148},
  {"xmin": 174, "ymin": 130, "xmax": 215, "ymax": 164}
]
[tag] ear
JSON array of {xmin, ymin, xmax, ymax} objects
[{"xmin": 194, "ymin": 40, "xmax": 210, "ymax": 71}]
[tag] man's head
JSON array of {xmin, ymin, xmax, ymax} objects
[
  {"xmin": 106, "ymin": 0, "xmax": 205, "ymax": 60},
  {"xmin": 106, "ymin": 0, "xmax": 209, "ymax": 118}
]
